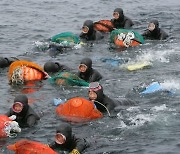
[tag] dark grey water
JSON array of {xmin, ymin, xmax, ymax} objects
[{"xmin": 1, "ymin": 0, "xmax": 180, "ymax": 153}]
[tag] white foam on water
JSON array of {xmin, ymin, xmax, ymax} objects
[
  {"xmin": 160, "ymin": 79, "xmax": 180, "ymax": 90},
  {"xmin": 127, "ymin": 114, "xmax": 156, "ymax": 127},
  {"xmin": 150, "ymin": 104, "xmax": 167, "ymax": 112},
  {"xmin": 126, "ymin": 106, "xmax": 140, "ymax": 112},
  {"xmin": 134, "ymin": 48, "xmax": 177, "ymax": 64}
]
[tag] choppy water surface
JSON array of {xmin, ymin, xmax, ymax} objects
[{"xmin": 1, "ymin": 0, "xmax": 180, "ymax": 153}]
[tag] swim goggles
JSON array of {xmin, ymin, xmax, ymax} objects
[
  {"xmin": 148, "ymin": 23, "xmax": 155, "ymax": 31},
  {"xmin": 55, "ymin": 133, "xmax": 66, "ymax": 144},
  {"xmin": 82, "ymin": 26, "xmax": 89, "ymax": 33},
  {"xmin": 12, "ymin": 102, "xmax": 23, "ymax": 113},
  {"xmin": 89, "ymin": 82, "xmax": 102, "ymax": 91}
]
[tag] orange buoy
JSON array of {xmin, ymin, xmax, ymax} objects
[
  {"xmin": 8, "ymin": 60, "xmax": 46, "ymax": 84},
  {"xmin": 0, "ymin": 115, "xmax": 12, "ymax": 138},
  {"xmin": 94, "ymin": 20, "xmax": 114, "ymax": 32},
  {"xmin": 56, "ymin": 97, "xmax": 103, "ymax": 122},
  {"xmin": 114, "ymin": 36, "xmax": 140, "ymax": 47},
  {"xmin": 0, "ymin": 115, "xmax": 21, "ymax": 138},
  {"xmin": 7, "ymin": 139, "xmax": 57, "ymax": 154}
]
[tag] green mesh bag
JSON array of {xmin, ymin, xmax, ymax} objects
[
  {"xmin": 48, "ymin": 72, "xmax": 89, "ymax": 87},
  {"xmin": 51, "ymin": 32, "xmax": 80, "ymax": 45},
  {"xmin": 110, "ymin": 29, "xmax": 144, "ymax": 44}
]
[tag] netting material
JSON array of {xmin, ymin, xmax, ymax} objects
[
  {"xmin": 110, "ymin": 29, "xmax": 144, "ymax": 47},
  {"xmin": 9, "ymin": 60, "xmax": 45, "ymax": 84},
  {"xmin": 49, "ymin": 72, "xmax": 89, "ymax": 87},
  {"xmin": 51, "ymin": 32, "xmax": 80, "ymax": 45}
]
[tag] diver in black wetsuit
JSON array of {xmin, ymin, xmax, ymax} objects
[
  {"xmin": 6, "ymin": 95, "xmax": 40, "ymax": 128},
  {"xmin": 111, "ymin": 8, "xmax": 133, "ymax": 29},
  {"xmin": 43, "ymin": 61, "xmax": 71, "ymax": 74},
  {"xmin": 79, "ymin": 20, "xmax": 104, "ymax": 41},
  {"xmin": 0, "ymin": 57, "xmax": 18, "ymax": 68},
  {"xmin": 77, "ymin": 58, "xmax": 102, "ymax": 83},
  {"xmin": 142, "ymin": 19, "xmax": 168, "ymax": 40},
  {"xmin": 49, "ymin": 123, "xmax": 88, "ymax": 154},
  {"xmin": 88, "ymin": 82, "xmax": 135, "ymax": 114}
]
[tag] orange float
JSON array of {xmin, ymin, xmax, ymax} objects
[
  {"xmin": 8, "ymin": 60, "xmax": 46, "ymax": 84},
  {"xmin": 0, "ymin": 115, "xmax": 21, "ymax": 138},
  {"xmin": 7, "ymin": 139, "xmax": 57, "ymax": 154},
  {"xmin": 56, "ymin": 97, "xmax": 103, "ymax": 122},
  {"xmin": 0, "ymin": 115, "xmax": 12, "ymax": 138},
  {"xmin": 94, "ymin": 20, "xmax": 114, "ymax": 32},
  {"xmin": 110, "ymin": 29, "xmax": 144, "ymax": 47}
]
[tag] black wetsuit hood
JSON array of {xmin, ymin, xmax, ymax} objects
[
  {"xmin": 111, "ymin": 8, "xmax": 133, "ymax": 29},
  {"xmin": 83, "ymin": 20, "xmax": 94, "ymax": 36},
  {"xmin": 0, "ymin": 57, "xmax": 18, "ymax": 68},
  {"xmin": 80, "ymin": 20, "xmax": 104, "ymax": 41},
  {"xmin": 89, "ymin": 85, "xmax": 105, "ymax": 111},
  {"xmin": 55, "ymin": 123, "xmax": 75, "ymax": 151},
  {"xmin": 149, "ymin": 19, "xmax": 160, "ymax": 34},
  {"xmin": 114, "ymin": 8, "xmax": 124, "ymax": 22},
  {"xmin": 79, "ymin": 58, "xmax": 92, "ymax": 79},
  {"xmin": 0, "ymin": 57, "xmax": 9, "ymax": 68},
  {"xmin": 94, "ymin": 86, "xmax": 104, "ymax": 103},
  {"xmin": 56, "ymin": 123, "xmax": 72, "ymax": 142},
  {"xmin": 13, "ymin": 94, "xmax": 29, "ymax": 117},
  {"xmin": 44, "ymin": 62, "xmax": 61, "ymax": 73}
]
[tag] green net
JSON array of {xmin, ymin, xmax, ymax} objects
[
  {"xmin": 48, "ymin": 72, "xmax": 89, "ymax": 87},
  {"xmin": 51, "ymin": 32, "xmax": 80, "ymax": 45},
  {"xmin": 110, "ymin": 29, "xmax": 144, "ymax": 44}
]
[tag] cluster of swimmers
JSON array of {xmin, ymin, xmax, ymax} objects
[{"xmin": 0, "ymin": 7, "xmax": 169, "ymax": 153}]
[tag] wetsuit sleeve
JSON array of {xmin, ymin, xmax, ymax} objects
[
  {"xmin": 26, "ymin": 115, "xmax": 37, "ymax": 127},
  {"xmin": 0, "ymin": 57, "xmax": 9, "ymax": 68},
  {"xmin": 76, "ymin": 71, "xmax": 81, "ymax": 78},
  {"xmin": 124, "ymin": 20, "xmax": 133, "ymax": 29},
  {"xmin": 159, "ymin": 29, "xmax": 168, "ymax": 40},
  {"xmin": 5, "ymin": 57, "xmax": 19, "ymax": 64},
  {"xmin": 61, "ymin": 65, "xmax": 71, "ymax": 72},
  {"xmin": 142, "ymin": 30, "xmax": 151, "ymax": 38},
  {"xmin": 95, "ymin": 31, "xmax": 104, "ymax": 40},
  {"xmin": 89, "ymin": 70, "xmax": 102, "ymax": 82},
  {"xmin": 74, "ymin": 137, "xmax": 88, "ymax": 153},
  {"xmin": 48, "ymin": 141, "xmax": 57, "ymax": 149},
  {"xmin": 5, "ymin": 110, "xmax": 12, "ymax": 117},
  {"xmin": 79, "ymin": 32, "xmax": 86, "ymax": 39},
  {"xmin": 103, "ymin": 96, "xmax": 116, "ymax": 113}
]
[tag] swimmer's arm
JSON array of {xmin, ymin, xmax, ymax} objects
[
  {"xmin": 27, "ymin": 115, "xmax": 37, "ymax": 127},
  {"xmin": 5, "ymin": 110, "xmax": 12, "ymax": 117},
  {"xmin": 74, "ymin": 137, "xmax": 88, "ymax": 153},
  {"xmin": 124, "ymin": 20, "xmax": 132, "ymax": 29}
]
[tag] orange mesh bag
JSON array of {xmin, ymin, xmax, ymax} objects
[
  {"xmin": 8, "ymin": 60, "xmax": 46, "ymax": 84},
  {"xmin": 0, "ymin": 115, "xmax": 12, "ymax": 138},
  {"xmin": 110, "ymin": 29, "xmax": 144, "ymax": 47},
  {"xmin": 56, "ymin": 97, "xmax": 103, "ymax": 122},
  {"xmin": 94, "ymin": 20, "xmax": 114, "ymax": 32},
  {"xmin": 7, "ymin": 139, "xmax": 57, "ymax": 154},
  {"xmin": 114, "ymin": 36, "xmax": 140, "ymax": 47}
]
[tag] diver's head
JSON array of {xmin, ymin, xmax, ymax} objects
[
  {"xmin": 43, "ymin": 61, "xmax": 60, "ymax": 73},
  {"xmin": 113, "ymin": 8, "xmax": 124, "ymax": 20},
  {"xmin": 0, "ymin": 57, "xmax": 8, "ymax": 68},
  {"xmin": 78, "ymin": 58, "xmax": 92, "ymax": 73},
  {"xmin": 148, "ymin": 19, "xmax": 159, "ymax": 31},
  {"xmin": 13, "ymin": 95, "xmax": 29, "ymax": 114},
  {"xmin": 89, "ymin": 82, "xmax": 104, "ymax": 102},
  {"xmin": 55, "ymin": 123, "xmax": 72, "ymax": 144},
  {"xmin": 82, "ymin": 20, "xmax": 94, "ymax": 35}
]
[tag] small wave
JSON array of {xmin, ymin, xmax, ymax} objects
[
  {"xmin": 150, "ymin": 104, "xmax": 167, "ymax": 111},
  {"xmin": 160, "ymin": 79, "xmax": 180, "ymax": 90}
]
